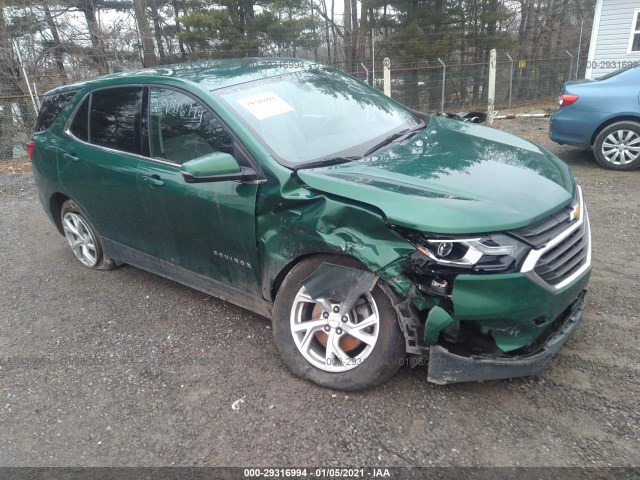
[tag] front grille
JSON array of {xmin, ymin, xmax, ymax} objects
[
  {"xmin": 510, "ymin": 208, "xmax": 574, "ymax": 248},
  {"xmin": 510, "ymin": 189, "xmax": 579, "ymax": 249},
  {"xmin": 533, "ymin": 217, "xmax": 589, "ymax": 285}
]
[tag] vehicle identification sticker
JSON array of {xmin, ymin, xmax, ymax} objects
[{"xmin": 236, "ymin": 92, "xmax": 294, "ymax": 120}]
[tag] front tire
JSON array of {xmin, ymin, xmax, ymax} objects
[
  {"xmin": 60, "ymin": 199, "xmax": 116, "ymax": 270},
  {"xmin": 593, "ymin": 121, "xmax": 640, "ymax": 170},
  {"xmin": 272, "ymin": 255, "xmax": 405, "ymax": 391}
]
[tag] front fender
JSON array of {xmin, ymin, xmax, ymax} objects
[{"xmin": 256, "ymin": 170, "xmax": 416, "ymax": 302}]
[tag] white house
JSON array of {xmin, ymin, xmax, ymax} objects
[{"xmin": 586, "ymin": 0, "xmax": 640, "ymax": 79}]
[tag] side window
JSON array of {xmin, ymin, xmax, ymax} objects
[
  {"xmin": 35, "ymin": 91, "xmax": 77, "ymax": 132},
  {"xmin": 90, "ymin": 87, "xmax": 143, "ymax": 155},
  {"xmin": 149, "ymin": 87, "xmax": 234, "ymax": 164},
  {"xmin": 69, "ymin": 95, "xmax": 89, "ymax": 142}
]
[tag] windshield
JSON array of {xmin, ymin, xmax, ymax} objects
[{"xmin": 215, "ymin": 68, "xmax": 423, "ymax": 167}]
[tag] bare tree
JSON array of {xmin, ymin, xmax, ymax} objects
[
  {"xmin": 148, "ymin": 0, "xmax": 166, "ymax": 62},
  {"xmin": 75, "ymin": 0, "xmax": 110, "ymax": 73},
  {"xmin": 132, "ymin": 0, "xmax": 158, "ymax": 66},
  {"xmin": 42, "ymin": 3, "xmax": 68, "ymax": 82}
]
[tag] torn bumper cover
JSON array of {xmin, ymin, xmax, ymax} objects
[{"xmin": 427, "ymin": 290, "xmax": 586, "ymax": 384}]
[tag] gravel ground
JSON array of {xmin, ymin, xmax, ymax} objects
[{"xmin": 0, "ymin": 118, "xmax": 639, "ymax": 467}]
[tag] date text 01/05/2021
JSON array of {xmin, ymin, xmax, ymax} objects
[{"xmin": 244, "ymin": 468, "xmax": 391, "ymax": 477}]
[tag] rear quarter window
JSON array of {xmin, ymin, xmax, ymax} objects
[
  {"xmin": 69, "ymin": 96, "xmax": 90, "ymax": 142},
  {"xmin": 89, "ymin": 87, "xmax": 143, "ymax": 155},
  {"xmin": 35, "ymin": 91, "xmax": 77, "ymax": 132}
]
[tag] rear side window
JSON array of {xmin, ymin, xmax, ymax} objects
[
  {"xmin": 69, "ymin": 96, "xmax": 90, "ymax": 142},
  {"xmin": 90, "ymin": 87, "xmax": 143, "ymax": 155},
  {"xmin": 35, "ymin": 91, "xmax": 77, "ymax": 132}
]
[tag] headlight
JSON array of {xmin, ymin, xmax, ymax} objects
[{"xmin": 413, "ymin": 234, "xmax": 530, "ymax": 272}]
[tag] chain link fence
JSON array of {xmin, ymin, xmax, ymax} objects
[
  {"xmin": 1, "ymin": 50, "xmax": 587, "ymax": 161},
  {"xmin": 384, "ymin": 55, "xmax": 584, "ymax": 113}
]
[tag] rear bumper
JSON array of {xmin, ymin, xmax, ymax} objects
[
  {"xmin": 549, "ymin": 109, "xmax": 597, "ymax": 147},
  {"xmin": 427, "ymin": 290, "xmax": 586, "ymax": 384}
]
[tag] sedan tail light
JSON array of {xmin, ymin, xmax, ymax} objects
[
  {"xmin": 558, "ymin": 94, "xmax": 579, "ymax": 107},
  {"xmin": 26, "ymin": 140, "xmax": 35, "ymax": 160}
]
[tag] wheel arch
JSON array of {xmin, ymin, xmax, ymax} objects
[
  {"xmin": 50, "ymin": 192, "xmax": 70, "ymax": 236},
  {"xmin": 591, "ymin": 115, "xmax": 640, "ymax": 146},
  {"xmin": 270, "ymin": 252, "xmax": 368, "ymax": 303}
]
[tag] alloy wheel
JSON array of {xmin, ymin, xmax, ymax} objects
[
  {"xmin": 62, "ymin": 212, "xmax": 99, "ymax": 267},
  {"xmin": 289, "ymin": 287, "xmax": 380, "ymax": 373}
]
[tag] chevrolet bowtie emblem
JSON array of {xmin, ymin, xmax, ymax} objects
[{"xmin": 569, "ymin": 204, "xmax": 581, "ymax": 221}]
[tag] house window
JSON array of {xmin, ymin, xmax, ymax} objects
[{"xmin": 629, "ymin": 10, "xmax": 640, "ymax": 53}]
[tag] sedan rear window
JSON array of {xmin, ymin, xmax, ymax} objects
[{"xmin": 596, "ymin": 65, "xmax": 638, "ymax": 81}]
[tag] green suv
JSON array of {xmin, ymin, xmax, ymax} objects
[{"xmin": 28, "ymin": 58, "xmax": 591, "ymax": 390}]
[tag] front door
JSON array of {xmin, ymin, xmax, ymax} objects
[{"xmin": 137, "ymin": 86, "xmax": 262, "ymax": 295}]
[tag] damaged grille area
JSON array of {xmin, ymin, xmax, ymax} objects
[{"xmin": 533, "ymin": 217, "xmax": 589, "ymax": 285}]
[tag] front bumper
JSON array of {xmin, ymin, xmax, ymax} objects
[{"xmin": 427, "ymin": 290, "xmax": 586, "ymax": 384}]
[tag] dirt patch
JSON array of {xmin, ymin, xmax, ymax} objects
[
  {"xmin": 495, "ymin": 100, "xmax": 559, "ymax": 116},
  {"xmin": 0, "ymin": 158, "xmax": 32, "ymax": 174}
]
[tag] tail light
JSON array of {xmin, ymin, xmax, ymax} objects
[
  {"xmin": 558, "ymin": 94, "xmax": 579, "ymax": 107},
  {"xmin": 26, "ymin": 140, "xmax": 35, "ymax": 160}
]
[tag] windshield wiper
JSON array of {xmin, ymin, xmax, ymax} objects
[
  {"xmin": 294, "ymin": 156, "xmax": 361, "ymax": 170},
  {"xmin": 363, "ymin": 129, "xmax": 410, "ymax": 157},
  {"xmin": 294, "ymin": 121, "xmax": 430, "ymax": 170},
  {"xmin": 363, "ymin": 122, "xmax": 429, "ymax": 157}
]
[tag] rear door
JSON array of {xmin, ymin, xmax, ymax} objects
[
  {"xmin": 58, "ymin": 86, "xmax": 149, "ymax": 251},
  {"xmin": 136, "ymin": 86, "xmax": 262, "ymax": 294}
]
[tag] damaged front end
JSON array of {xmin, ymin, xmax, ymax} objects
[
  {"xmin": 260, "ymin": 157, "xmax": 591, "ymax": 385},
  {"xmin": 427, "ymin": 291, "xmax": 586, "ymax": 384},
  {"xmin": 380, "ymin": 187, "xmax": 591, "ymax": 384}
]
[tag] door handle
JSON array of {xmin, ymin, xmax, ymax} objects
[
  {"xmin": 142, "ymin": 175, "xmax": 165, "ymax": 187},
  {"xmin": 63, "ymin": 153, "xmax": 79, "ymax": 162}
]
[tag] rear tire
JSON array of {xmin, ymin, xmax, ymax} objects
[
  {"xmin": 593, "ymin": 121, "xmax": 640, "ymax": 170},
  {"xmin": 272, "ymin": 255, "xmax": 405, "ymax": 391},
  {"xmin": 60, "ymin": 199, "xmax": 117, "ymax": 270}
]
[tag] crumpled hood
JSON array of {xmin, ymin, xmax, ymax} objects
[{"xmin": 296, "ymin": 116, "xmax": 575, "ymax": 234}]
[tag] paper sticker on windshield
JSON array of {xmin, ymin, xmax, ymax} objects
[{"xmin": 236, "ymin": 92, "xmax": 294, "ymax": 120}]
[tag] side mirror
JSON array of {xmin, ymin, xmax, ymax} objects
[{"xmin": 180, "ymin": 152, "xmax": 260, "ymax": 183}]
